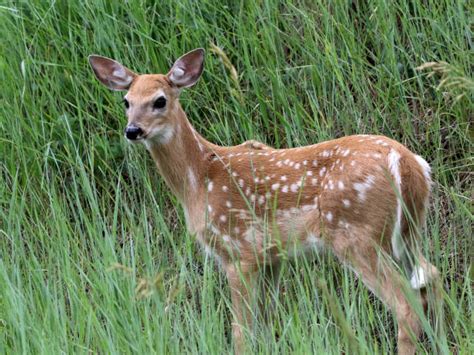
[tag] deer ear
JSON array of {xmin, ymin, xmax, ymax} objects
[
  {"xmin": 167, "ymin": 48, "xmax": 205, "ymax": 88},
  {"xmin": 88, "ymin": 55, "xmax": 136, "ymax": 91}
]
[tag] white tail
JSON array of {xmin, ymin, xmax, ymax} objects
[{"xmin": 90, "ymin": 49, "xmax": 441, "ymax": 355}]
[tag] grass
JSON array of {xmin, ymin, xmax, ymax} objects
[{"xmin": 0, "ymin": 0, "xmax": 472, "ymax": 353}]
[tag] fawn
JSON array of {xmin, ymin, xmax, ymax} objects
[{"xmin": 89, "ymin": 48, "xmax": 441, "ymax": 354}]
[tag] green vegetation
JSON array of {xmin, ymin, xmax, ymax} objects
[{"xmin": 1, "ymin": 1, "xmax": 472, "ymax": 353}]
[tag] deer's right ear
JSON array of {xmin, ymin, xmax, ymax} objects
[{"xmin": 88, "ymin": 55, "xmax": 136, "ymax": 91}]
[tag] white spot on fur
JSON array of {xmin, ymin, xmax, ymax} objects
[
  {"xmin": 342, "ymin": 199, "xmax": 351, "ymax": 207},
  {"xmin": 338, "ymin": 181, "xmax": 345, "ymax": 190},
  {"xmin": 353, "ymin": 175, "xmax": 375, "ymax": 201},
  {"xmin": 319, "ymin": 167, "xmax": 326, "ymax": 177},
  {"xmin": 302, "ymin": 204, "xmax": 315, "ymax": 212},
  {"xmin": 295, "ymin": 163, "xmax": 301, "ymax": 169},
  {"xmin": 219, "ymin": 215, "xmax": 227, "ymax": 222},
  {"xmin": 290, "ymin": 183, "xmax": 299, "ymax": 193},
  {"xmin": 243, "ymin": 227, "xmax": 259, "ymax": 244},
  {"xmin": 222, "ymin": 185, "xmax": 228, "ymax": 192},
  {"xmin": 238, "ymin": 179, "xmax": 244, "ymax": 188},
  {"xmin": 258, "ymin": 195, "xmax": 265, "ymax": 205},
  {"xmin": 311, "ymin": 178, "xmax": 318, "ymax": 186},
  {"xmin": 234, "ymin": 227, "xmax": 240, "ymax": 234},
  {"xmin": 312, "ymin": 160, "xmax": 318, "ymax": 167},
  {"xmin": 281, "ymin": 175, "xmax": 287, "ymax": 181},
  {"xmin": 226, "ymin": 201, "xmax": 232, "ymax": 208},
  {"xmin": 187, "ymin": 168, "xmax": 197, "ymax": 191},
  {"xmin": 207, "ymin": 181, "xmax": 214, "ymax": 192},
  {"xmin": 272, "ymin": 183, "xmax": 280, "ymax": 191},
  {"xmin": 337, "ymin": 220, "xmax": 351, "ymax": 229},
  {"xmin": 223, "ymin": 234, "xmax": 231, "ymax": 242},
  {"xmin": 325, "ymin": 212, "xmax": 333, "ymax": 222},
  {"xmin": 282, "ymin": 185, "xmax": 289, "ymax": 193}
]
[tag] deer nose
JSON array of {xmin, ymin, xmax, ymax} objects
[{"xmin": 124, "ymin": 125, "xmax": 143, "ymax": 140}]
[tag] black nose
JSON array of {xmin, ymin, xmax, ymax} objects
[{"xmin": 124, "ymin": 125, "xmax": 143, "ymax": 140}]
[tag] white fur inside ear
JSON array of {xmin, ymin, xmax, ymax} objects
[
  {"xmin": 173, "ymin": 67, "xmax": 185, "ymax": 77},
  {"xmin": 111, "ymin": 65, "xmax": 133, "ymax": 87},
  {"xmin": 112, "ymin": 66, "xmax": 127, "ymax": 79}
]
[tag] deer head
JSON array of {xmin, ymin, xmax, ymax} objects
[{"xmin": 89, "ymin": 49, "xmax": 205, "ymax": 144}]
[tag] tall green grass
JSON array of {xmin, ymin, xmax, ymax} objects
[{"xmin": 1, "ymin": 0, "xmax": 472, "ymax": 353}]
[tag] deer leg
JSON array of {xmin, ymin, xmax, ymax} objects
[
  {"xmin": 258, "ymin": 262, "xmax": 282, "ymax": 323},
  {"xmin": 225, "ymin": 264, "xmax": 258, "ymax": 354},
  {"xmin": 413, "ymin": 254, "xmax": 444, "ymax": 352},
  {"xmin": 331, "ymin": 237, "xmax": 424, "ymax": 355}
]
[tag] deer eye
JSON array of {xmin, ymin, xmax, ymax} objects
[
  {"xmin": 123, "ymin": 98, "xmax": 130, "ymax": 109},
  {"xmin": 153, "ymin": 96, "xmax": 167, "ymax": 110}
]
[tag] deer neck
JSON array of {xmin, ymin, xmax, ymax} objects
[{"xmin": 145, "ymin": 105, "xmax": 213, "ymax": 229}]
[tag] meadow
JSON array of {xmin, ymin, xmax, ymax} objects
[{"xmin": 0, "ymin": 0, "xmax": 472, "ymax": 353}]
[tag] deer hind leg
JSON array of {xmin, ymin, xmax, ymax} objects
[
  {"xmin": 330, "ymin": 231, "xmax": 425, "ymax": 355},
  {"xmin": 410, "ymin": 253, "xmax": 444, "ymax": 348}
]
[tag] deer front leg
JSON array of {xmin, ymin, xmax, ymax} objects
[{"xmin": 226, "ymin": 264, "xmax": 258, "ymax": 354}]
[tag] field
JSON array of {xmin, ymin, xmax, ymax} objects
[{"xmin": 1, "ymin": 1, "xmax": 472, "ymax": 353}]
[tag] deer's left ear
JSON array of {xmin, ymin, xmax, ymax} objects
[
  {"xmin": 167, "ymin": 48, "xmax": 205, "ymax": 88},
  {"xmin": 88, "ymin": 55, "xmax": 137, "ymax": 91}
]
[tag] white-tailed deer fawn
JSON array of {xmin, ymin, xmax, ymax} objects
[{"xmin": 89, "ymin": 48, "xmax": 441, "ymax": 354}]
